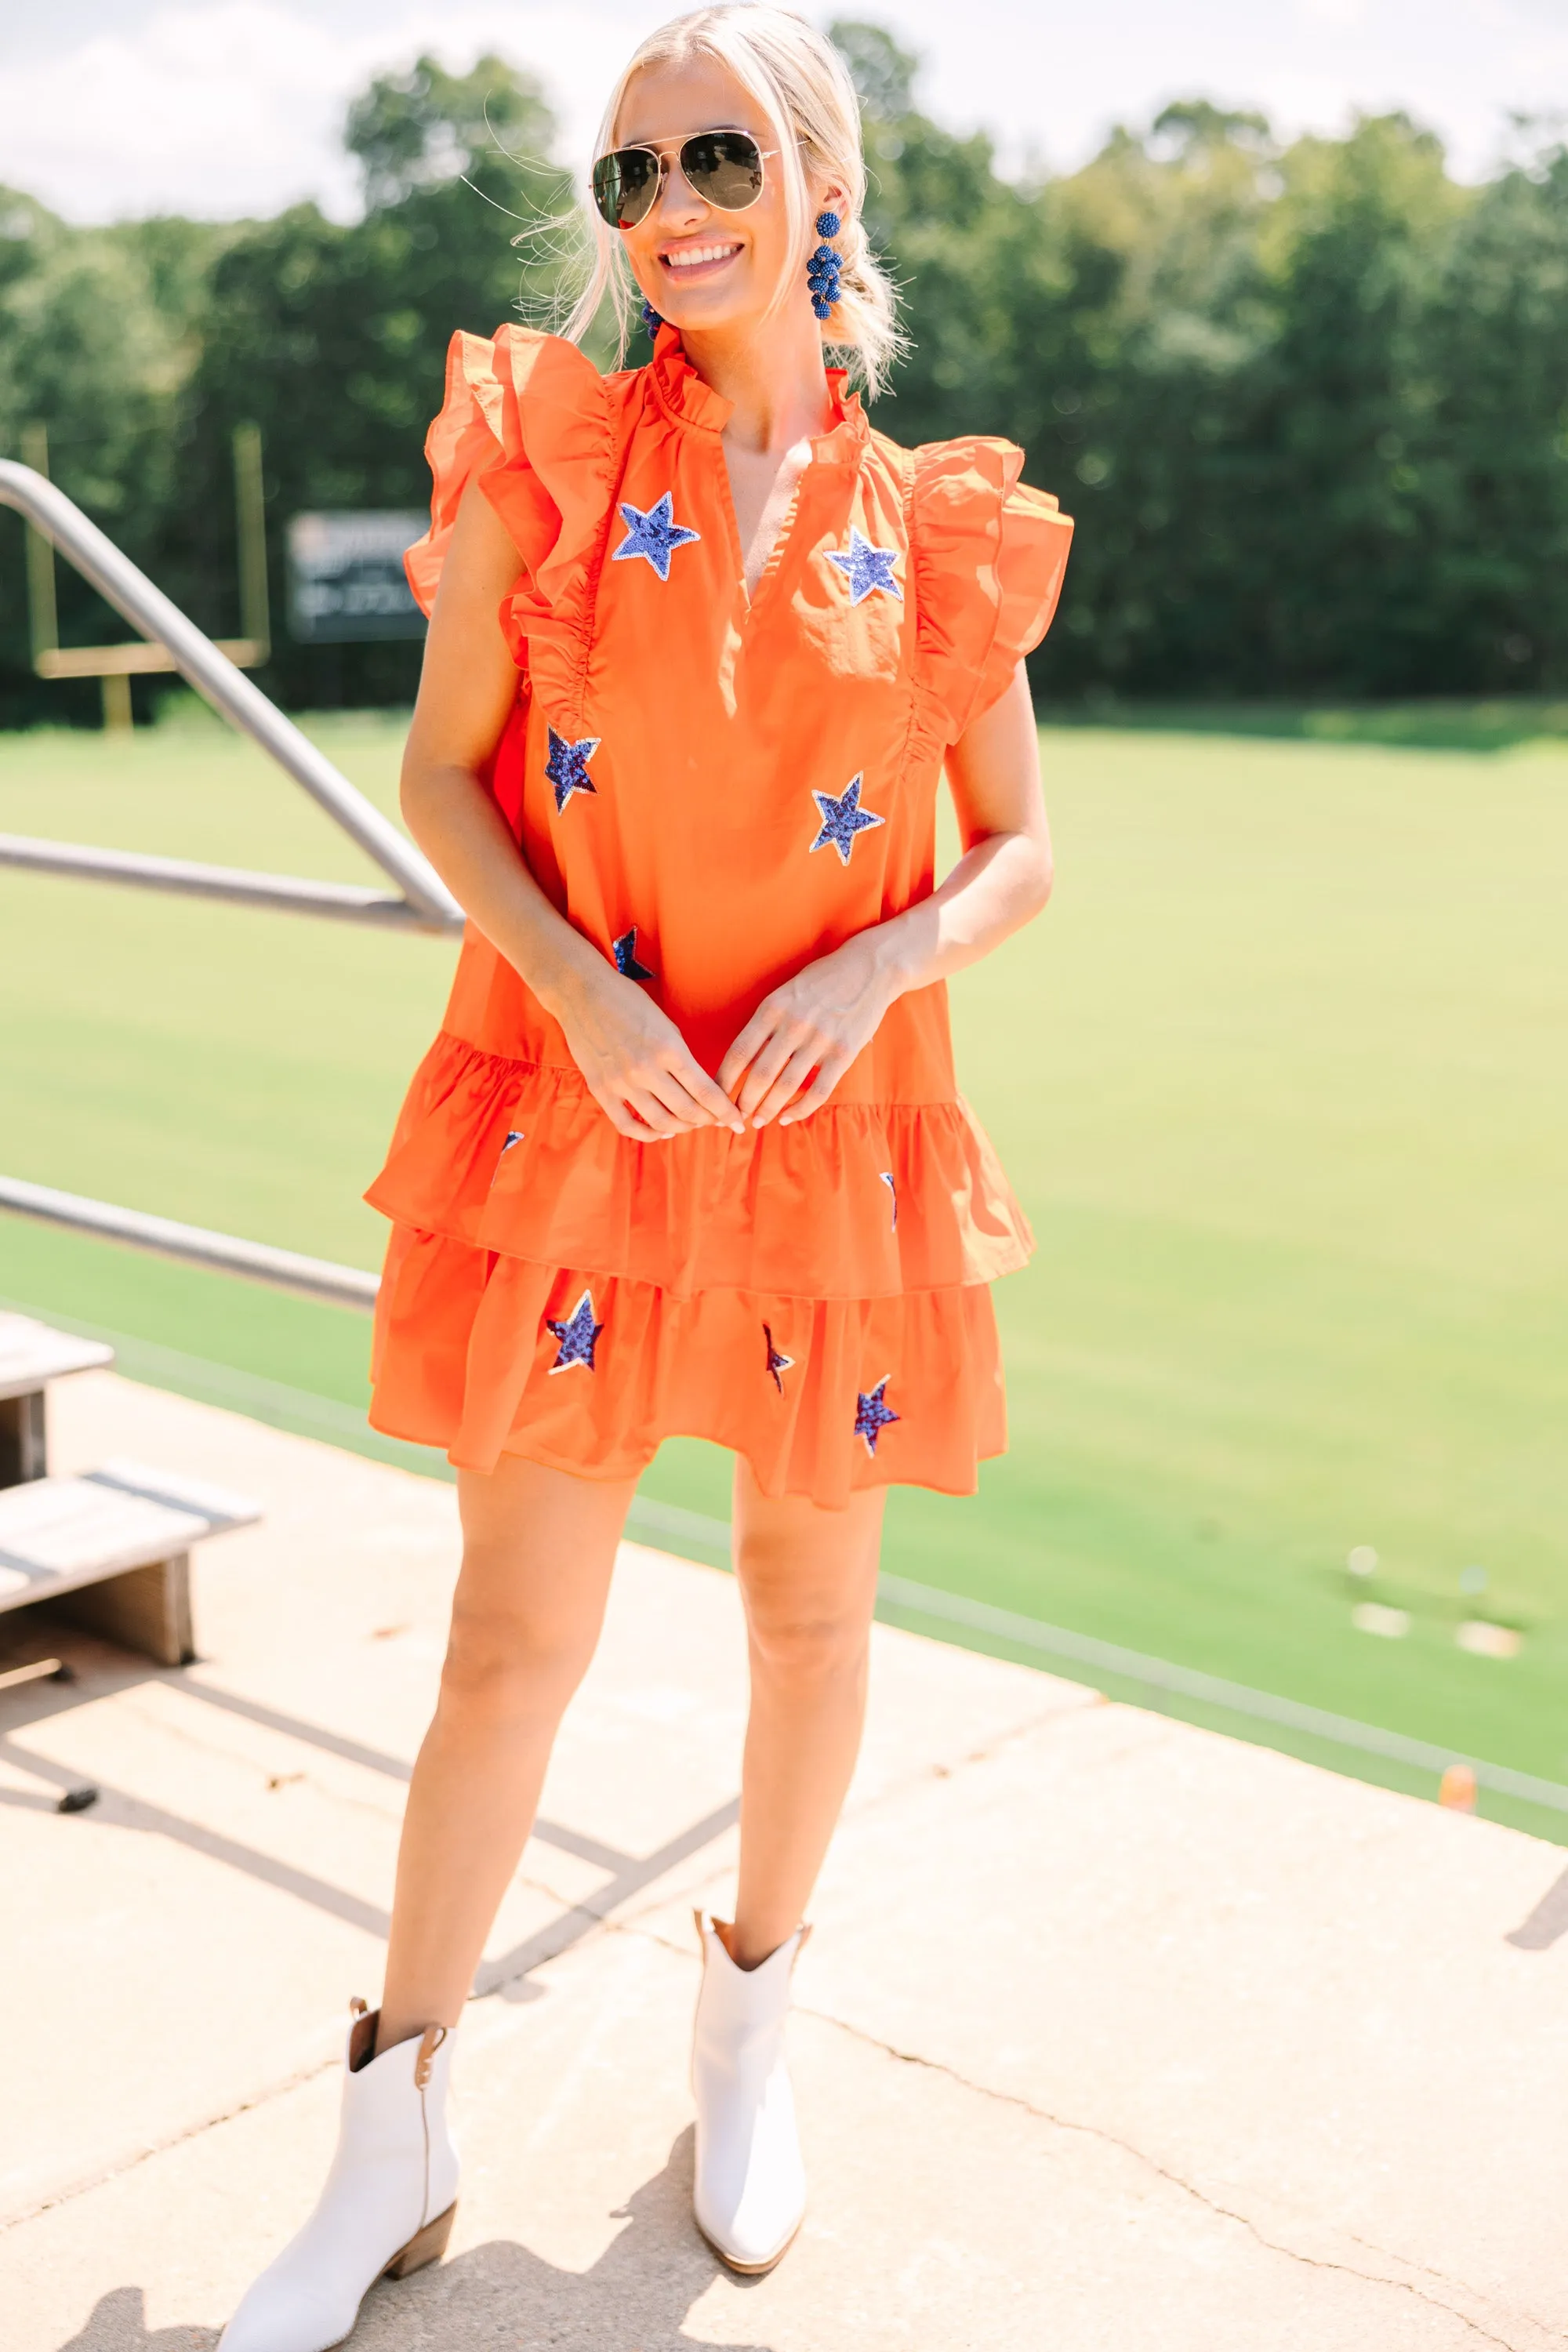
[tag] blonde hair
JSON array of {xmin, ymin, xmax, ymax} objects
[{"xmin": 561, "ymin": 5, "xmax": 903, "ymax": 397}]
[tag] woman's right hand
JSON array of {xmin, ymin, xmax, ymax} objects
[{"xmin": 549, "ymin": 962, "xmax": 746, "ymax": 1142}]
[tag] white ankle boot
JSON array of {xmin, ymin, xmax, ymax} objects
[
  {"xmin": 220, "ymin": 2002, "xmax": 459, "ymax": 2352},
  {"xmin": 691, "ymin": 1912, "xmax": 808, "ymax": 2274}
]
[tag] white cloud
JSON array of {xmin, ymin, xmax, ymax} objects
[
  {"xmin": 1, "ymin": 0, "xmax": 1563, "ymax": 223},
  {"xmin": 0, "ymin": 2, "xmax": 669, "ymax": 223},
  {"xmin": 2, "ymin": 5, "xmax": 364, "ymax": 221}
]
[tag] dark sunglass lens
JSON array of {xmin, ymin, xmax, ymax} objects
[
  {"xmin": 683, "ymin": 130, "xmax": 764, "ymax": 211},
  {"xmin": 593, "ymin": 147, "xmax": 659, "ymax": 227}
]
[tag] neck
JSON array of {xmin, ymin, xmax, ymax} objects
[{"xmin": 679, "ymin": 304, "xmax": 837, "ymax": 455}]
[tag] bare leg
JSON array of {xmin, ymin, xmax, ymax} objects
[
  {"xmin": 379, "ymin": 1454, "xmax": 638, "ymax": 2046},
  {"xmin": 728, "ymin": 1460, "xmax": 885, "ymax": 1969}
]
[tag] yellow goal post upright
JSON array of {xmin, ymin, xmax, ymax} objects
[{"xmin": 21, "ymin": 421, "xmax": 270, "ymax": 731}]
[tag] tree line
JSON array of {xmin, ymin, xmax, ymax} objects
[{"xmin": 3, "ymin": 22, "xmax": 1567, "ymax": 724}]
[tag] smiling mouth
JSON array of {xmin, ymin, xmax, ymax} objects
[{"xmin": 659, "ymin": 241, "xmax": 743, "ymax": 280}]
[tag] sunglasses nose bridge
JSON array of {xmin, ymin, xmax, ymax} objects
[{"xmin": 652, "ymin": 146, "xmax": 712, "ymax": 223}]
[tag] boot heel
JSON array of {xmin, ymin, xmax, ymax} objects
[{"xmin": 385, "ymin": 2200, "xmax": 456, "ymax": 2279}]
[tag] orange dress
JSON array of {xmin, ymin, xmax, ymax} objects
[{"xmin": 365, "ymin": 324, "xmax": 1073, "ymax": 1505}]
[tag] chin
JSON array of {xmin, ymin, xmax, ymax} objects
[{"xmin": 653, "ymin": 255, "xmax": 760, "ymax": 324}]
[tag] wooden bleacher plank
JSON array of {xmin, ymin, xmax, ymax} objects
[
  {"xmin": 0, "ymin": 1462, "xmax": 259, "ymax": 1640},
  {"xmin": 0, "ymin": 1478, "xmax": 209, "ymax": 1606},
  {"xmin": 60, "ymin": 1556, "xmax": 196, "ymax": 1668},
  {"xmin": 85, "ymin": 1457, "xmax": 260, "ymax": 1530},
  {"xmin": 0, "ymin": 1312, "xmax": 114, "ymax": 1403}
]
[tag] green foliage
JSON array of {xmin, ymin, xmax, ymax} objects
[
  {"xmin": 173, "ymin": 54, "xmax": 572, "ymax": 712},
  {"xmin": 345, "ymin": 52, "xmax": 556, "ymax": 209},
  {"xmin": 0, "ymin": 57, "xmax": 572, "ymax": 720},
  {"xmin": 840, "ymin": 32, "xmax": 1568, "ymax": 699},
  {"xmin": 5, "ymin": 31, "xmax": 1568, "ymax": 717},
  {"xmin": 0, "ymin": 191, "xmax": 236, "ymax": 724}
]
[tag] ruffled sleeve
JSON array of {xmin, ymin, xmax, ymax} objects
[
  {"xmin": 911, "ymin": 437, "xmax": 1073, "ymax": 743},
  {"xmin": 403, "ymin": 326, "xmax": 614, "ymax": 688}
]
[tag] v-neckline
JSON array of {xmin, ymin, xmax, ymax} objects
[
  {"xmin": 733, "ymin": 451, "xmax": 811, "ymax": 610},
  {"xmin": 644, "ymin": 330, "xmax": 869, "ymax": 622}
]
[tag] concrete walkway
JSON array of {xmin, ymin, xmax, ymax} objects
[{"xmin": 1, "ymin": 1371, "xmax": 1563, "ymax": 2350}]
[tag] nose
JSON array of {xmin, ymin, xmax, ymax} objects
[{"xmin": 653, "ymin": 152, "xmax": 709, "ymax": 229}]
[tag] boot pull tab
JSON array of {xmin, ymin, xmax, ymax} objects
[
  {"xmin": 414, "ymin": 2023, "xmax": 448, "ymax": 2089},
  {"xmin": 349, "ymin": 1996, "xmax": 368, "ymax": 2017}
]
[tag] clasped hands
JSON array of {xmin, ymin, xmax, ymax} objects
[{"xmin": 553, "ymin": 931, "xmax": 900, "ymax": 1144}]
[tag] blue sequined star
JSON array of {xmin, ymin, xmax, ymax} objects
[
  {"xmin": 490, "ymin": 1129, "xmax": 524, "ymax": 1185},
  {"xmin": 764, "ymin": 1323, "xmax": 795, "ymax": 1396},
  {"xmin": 544, "ymin": 726, "xmax": 600, "ymax": 813},
  {"xmin": 878, "ymin": 1171, "xmax": 898, "ymax": 1230},
  {"xmin": 854, "ymin": 1376, "xmax": 901, "ymax": 1457},
  {"xmin": 611, "ymin": 492, "xmax": 701, "ymax": 582},
  {"xmin": 612, "ymin": 927, "xmax": 655, "ymax": 981},
  {"xmin": 546, "ymin": 1288, "xmax": 604, "ymax": 1374},
  {"xmin": 825, "ymin": 527, "xmax": 902, "ymax": 606},
  {"xmin": 809, "ymin": 773, "xmax": 885, "ymax": 866}
]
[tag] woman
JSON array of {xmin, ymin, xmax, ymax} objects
[{"xmin": 221, "ymin": 9, "xmax": 1070, "ymax": 2345}]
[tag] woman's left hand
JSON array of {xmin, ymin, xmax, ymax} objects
[{"xmin": 718, "ymin": 932, "xmax": 899, "ymax": 1127}]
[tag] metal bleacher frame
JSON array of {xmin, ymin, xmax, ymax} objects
[
  {"xmin": 0, "ymin": 462, "xmax": 463, "ymax": 1663},
  {"xmin": 0, "ymin": 461, "xmax": 463, "ymax": 938}
]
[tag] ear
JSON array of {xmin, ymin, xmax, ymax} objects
[{"xmin": 811, "ymin": 180, "xmax": 851, "ymax": 230}]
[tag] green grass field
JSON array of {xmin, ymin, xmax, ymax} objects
[{"xmin": 2, "ymin": 699, "xmax": 1564, "ymax": 1811}]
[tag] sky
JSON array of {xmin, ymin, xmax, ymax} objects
[{"xmin": 2, "ymin": 0, "xmax": 1565, "ymax": 223}]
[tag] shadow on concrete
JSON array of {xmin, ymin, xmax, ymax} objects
[
  {"xmin": 0, "ymin": 1733, "xmax": 393, "ymax": 1937},
  {"xmin": 53, "ymin": 2131, "xmax": 775, "ymax": 2352},
  {"xmin": 0, "ymin": 1669, "xmax": 738, "ymax": 1980},
  {"xmin": 1506, "ymin": 1862, "xmax": 1568, "ymax": 1950}
]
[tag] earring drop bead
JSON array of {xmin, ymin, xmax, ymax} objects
[
  {"xmin": 641, "ymin": 298, "xmax": 663, "ymax": 335},
  {"xmin": 808, "ymin": 210, "xmax": 844, "ymax": 318}
]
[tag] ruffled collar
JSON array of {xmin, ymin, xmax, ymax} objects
[{"xmin": 648, "ymin": 325, "xmax": 868, "ymax": 466}]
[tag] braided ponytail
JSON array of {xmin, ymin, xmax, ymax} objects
[{"xmin": 818, "ymin": 206, "xmax": 901, "ymax": 396}]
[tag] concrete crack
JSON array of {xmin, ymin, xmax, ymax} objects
[
  {"xmin": 801, "ymin": 2005, "xmax": 1533, "ymax": 2352},
  {"xmin": 837, "ymin": 1692, "xmax": 1110, "ymax": 1825},
  {"xmin": 0, "ymin": 2045, "xmax": 342, "ymax": 2237},
  {"xmin": 1339, "ymin": 2227, "xmax": 1563, "ymax": 2345}
]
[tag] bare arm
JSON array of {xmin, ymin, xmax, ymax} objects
[
  {"xmin": 399, "ymin": 484, "xmax": 743, "ymax": 1141},
  {"xmin": 718, "ymin": 662, "xmax": 1052, "ymax": 1125}
]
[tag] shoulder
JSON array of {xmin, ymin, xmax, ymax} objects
[
  {"xmin": 880, "ymin": 430, "xmax": 1076, "ymax": 739},
  {"xmin": 865, "ymin": 425, "xmax": 1071, "ymax": 547},
  {"xmin": 441, "ymin": 325, "xmax": 633, "ymax": 448},
  {"xmin": 408, "ymin": 328, "xmax": 630, "ymax": 621},
  {"xmin": 906, "ymin": 434, "xmax": 1073, "ymax": 599},
  {"xmin": 910, "ymin": 433, "xmax": 1067, "ymax": 533}
]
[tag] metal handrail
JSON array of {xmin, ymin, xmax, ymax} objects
[
  {"xmin": 0, "ymin": 1175, "xmax": 379, "ymax": 1311},
  {"xmin": 0, "ymin": 462, "xmax": 463, "ymax": 935},
  {"xmin": 0, "ymin": 836, "xmax": 445, "ymax": 932}
]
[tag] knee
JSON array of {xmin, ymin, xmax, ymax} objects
[
  {"xmin": 744, "ymin": 1595, "xmax": 870, "ymax": 1692},
  {"xmin": 438, "ymin": 1581, "xmax": 597, "ymax": 1715}
]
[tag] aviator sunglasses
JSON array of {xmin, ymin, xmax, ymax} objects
[{"xmin": 591, "ymin": 128, "xmax": 775, "ymax": 229}]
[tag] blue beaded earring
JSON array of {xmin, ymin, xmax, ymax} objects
[
  {"xmin": 641, "ymin": 297, "xmax": 663, "ymax": 336},
  {"xmin": 808, "ymin": 210, "xmax": 843, "ymax": 320}
]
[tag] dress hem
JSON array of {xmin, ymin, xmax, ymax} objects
[{"xmin": 365, "ymin": 1398, "xmax": 996, "ymax": 1504}]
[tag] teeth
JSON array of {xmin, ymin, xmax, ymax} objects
[{"xmin": 664, "ymin": 244, "xmax": 739, "ymax": 269}]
